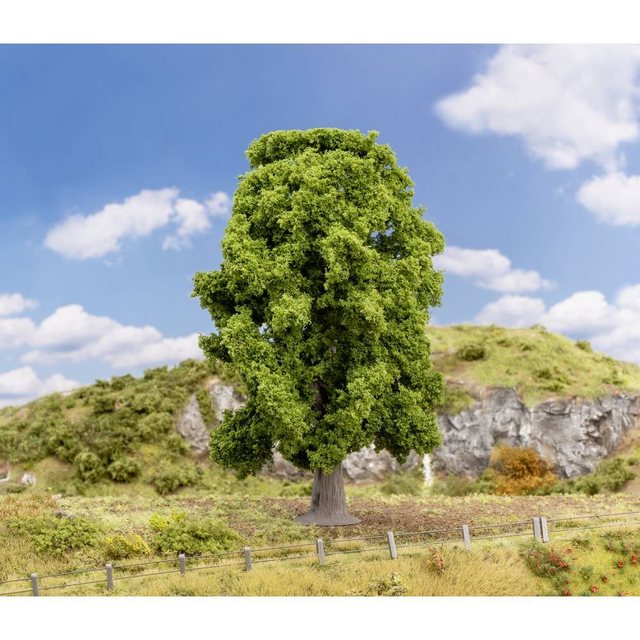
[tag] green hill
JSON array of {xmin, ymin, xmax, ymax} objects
[
  {"xmin": 427, "ymin": 324, "xmax": 640, "ymax": 411},
  {"xmin": 2, "ymin": 324, "xmax": 640, "ymax": 497}
]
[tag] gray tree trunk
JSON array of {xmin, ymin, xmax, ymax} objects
[{"xmin": 295, "ymin": 464, "xmax": 360, "ymax": 526}]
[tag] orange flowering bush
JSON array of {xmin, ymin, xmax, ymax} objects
[{"xmin": 485, "ymin": 445, "xmax": 557, "ymax": 495}]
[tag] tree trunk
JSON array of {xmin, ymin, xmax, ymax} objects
[{"xmin": 295, "ymin": 464, "xmax": 360, "ymax": 526}]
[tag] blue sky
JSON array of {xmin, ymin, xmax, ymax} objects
[{"xmin": 2, "ymin": 44, "xmax": 640, "ymax": 405}]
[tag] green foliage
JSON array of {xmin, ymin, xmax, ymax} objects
[
  {"xmin": 196, "ymin": 387, "xmax": 217, "ymax": 426},
  {"xmin": 456, "ymin": 342, "xmax": 486, "ymax": 361},
  {"xmin": 379, "ymin": 467, "xmax": 424, "ymax": 496},
  {"xmin": 107, "ymin": 457, "xmax": 141, "ymax": 482},
  {"xmin": 193, "ymin": 128, "xmax": 444, "ymax": 477},
  {"xmin": 149, "ymin": 511, "xmax": 240, "ymax": 555},
  {"xmin": 74, "ymin": 451, "xmax": 104, "ymax": 483},
  {"xmin": 102, "ymin": 533, "xmax": 151, "ymax": 560},
  {"xmin": 576, "ymin": 340, "xmax": 592, "ymax": 352},
  {"xmin": 440, "ymin": 385, "xmax": 476, "ymax": 414},
  {"xmin": 150, "ymin": 465, "xmax": 203, "ymax": 495},
  {"xmin": 8, "ymin": 515, "xmax": 102, "ymax": 556},
  {"xmin": 555, "ymin": 457, "xmax": 636, "ymax": 495}
]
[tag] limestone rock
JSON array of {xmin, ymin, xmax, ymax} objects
[{"xmin": 433, "ymin": 388, "xmax": 640, "ymax": 478}]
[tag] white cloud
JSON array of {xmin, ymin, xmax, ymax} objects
[
  {"xmin": 0, "ymin": 317, "xmax": 36, "ymax": 349},
  {"xmin": 0, "ymin": 366, "xmax": 80, "ymax": 408},
  {"xmin": 21, "ymin": 304, "xmax": 203, "ymax": 369},
  {"xmin": 474, "ymin": 284, "xmax": 640, "ymax": 364},
  {"xmin": 434, "ymin": 246, "xmax": 553, "ymax": 293},
  {"xmin": 576, "ymin": 172, "xmax": 640, "ymax": 225},
  {"xmin": 475, "ymin": 295, "xmax": 546, "ymax": 327},
  {"xmin": 0, "ymin": 293, "xmax": 37, "ymax": 317},
  {"xmin": 436, "ymin": 45, "xmax": 640, "ymax": 171},
  {"xmin": 45, "ymin": 188, "xmax": 231, "ymax": 259}
]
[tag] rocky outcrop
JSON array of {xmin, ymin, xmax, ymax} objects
[
  {"xmin": 176, "ymin": 379, "xmax": 640, "ymax": 482},
  {"xmin": 176, "ymin": 379, "xmax": 245, "ymax": 455},
  {"xmin": 434, "ymin": 388, "xmax": 640, "ymax": 478}
]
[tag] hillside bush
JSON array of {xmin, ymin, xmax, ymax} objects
[
  {"xmin": 103, "ymin": 533, "xmax": 151, "ymax": 560},
  {"xmin": 485, "ymin": 445, "xmax": 557, "ymax": 495},
  {"xmin": 150, "ymin": 465, "xmax": 202, "ymax": 495},
  {"xmin": 8, "ymin": 515, "xmax": 102, "ymax": 555},
  {"xmin": 149, "ymin": 511, "xmax": 240, "ymax": 555},
  {"xmin": 456, "ymin": 342, "xmax": 486, "ymax": 361},
  {"xmin": 107, "ymin": 456, "xmax": 141, "ymax": 482},
  {"xmin": 74, "ymin": 451, "xmax": 104, "ymax": 483}
]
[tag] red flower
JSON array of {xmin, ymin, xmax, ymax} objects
[
  {"xmin": 565, "ymin": 548, "xmax": 572, "ymax": 554},
  {"xmin": 590, "ymin": 585, "xmax": 598, "ymax": 593},
  {"xmin": 561, "ymin": 589, "xmax": 572, "ymax": 596},
  {"xmin": 617, "ymin": 560, "xmax": 625, "ymax": 568},
  {"xmin": 600, "ymin": 575, "xmax": 609, "ymax": 583},
  {"xmin": 631, "ymin": 555, "xmax": 638, "ymax": 565}
]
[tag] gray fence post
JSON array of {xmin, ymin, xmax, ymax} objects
[
  {"xmin": 179, "ymin": 553, "xmax": 186, "ymax": 575},
  {"xmin": 244, "ymin": 546, "xmax": 252, "ymax": 571},
  {"xmin": 31, "ymin": 573, "xmax": 39, "ymax": 597},
  {"xmin": 106, "ymin": 563, "xmax": 114, "ymax": 591},
  {"xmin": 540, "ymin": 516, "xmax": 549, "ymax": 543},
  {"xmin": 387, "ymin": 531, "xmax": 398, "ymax": 559},
  {"xmin": 316, "ymin": 538, "xmax": 325, "ymax": 565},
  {"xmin": 462, "ymin": 524, "xmax": 471, "ymax": 550},
  {"xmin": 532, "ymin": 516, "xmax": 542, "ymax": 542}
]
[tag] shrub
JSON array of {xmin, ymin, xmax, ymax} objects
[
  {"xmin": 196, "ymin": 387, "xmax": 217, "ymax": 426},
  {"xmin": 485, "ymin": 445, "xmax": 557, "ymax": 495},
  {"xmin": 149, "ymin": 511, "xmax": 240, "ymax": 555},
  {"xmin": 107, "ymin": 456, "xmax": 141, "ymax": 482},
  {"xmin": 8, "ymin": 515, "xmax": 102, "ymax": 555},
  {"xmin": 150, "ymin": 465, "xmax": 202, "ymax": 495},
  {"xmin": 103, "ymin": 533, "xmax": 151, "ymax": 560},
  {"xmin": 380, "ymin": 468, "xmax": 424, "ymax": 496},
  {"xmin": 431, "ymin": 474, "xmax": 484, "ymax": 497},
  {"xmin": 576, "ymin": 340, "xmax": 592, "ymax": 352},
  {"xmin": 456, "ymin": 342, "xmax": 486, "ymax": 361},
  {"xmin": 441, "ymin": 386, "xmax": 475, "ymax": 414},
  {"xmin": 138, "ymin": 412, "xmax": 174, "ymax": 440},
  {"xmin": 74, "ymin": 450, "xmax": 104, "ymax": 483}
]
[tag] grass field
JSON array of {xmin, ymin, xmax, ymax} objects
[{"xmin": 3, "ymin": 485, "xmax": 640, "ymax": 596}]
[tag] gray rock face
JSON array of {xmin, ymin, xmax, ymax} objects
[
  {"xmin": 176, "ymin": 379, "xmax": 640, "ymax": 481},
  {"xmin": 433, "ymin": 388, "xmax": 640, "ymax": 478},
  {"xmin": 176, "ymin": 379, "xmax": 245, "ymax": 455}
]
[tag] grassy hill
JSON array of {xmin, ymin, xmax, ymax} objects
[
  {"xmin": 427, "ymin": 324, "xmax": 640, "ymax": 410},
  {"xmin": 2, "ymin": 324, "xmax": 640, "ymax": 497}
]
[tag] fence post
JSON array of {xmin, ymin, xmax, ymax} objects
[
  {"xmin": 540, "ymin": 516, "xmax": 549, "ymax": 543},
  {"xmin": 462, "ymin": 524, "xmax": 471, "ymax": 550},
  {"xmin": 179, "ymin": 553, "xmax": 186, "ymax": 576},
  {"xmin": 105, "ymin": 563, "xmax": 114, "ymax": 591},
  {"xmin": 244, "ymin": 546, "xmax": 252, "ymax": 571},
  {"xmin": 31, "ymin": 573, "xmax": 39, "ymax": 597},
  {"xmin": 387, "ymin": 531, "xmax": 398, "ymax": 559},
  {"xmin": 532, "ymin": 517, "xmax": 542, "ymax": 542},
  {"xmin": 316, "ymin": 538, "xmax": 325, "ymax": 565}
]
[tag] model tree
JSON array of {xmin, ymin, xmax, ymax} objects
[{"xmin": 193, "ymin": 129, "xmax": 445, "ymax": 525}]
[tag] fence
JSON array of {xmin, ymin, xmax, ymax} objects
[{"xmin": 3, "ymin": 508, "xmax": 640, "ymax": 596}]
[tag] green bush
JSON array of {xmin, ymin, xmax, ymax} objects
[
  {"xmin": 576, "ymin": 340, "xmax": 592, "ymax": 352},
  {"xmin": 74, "ymin": 451, "xmax": 104, "ymax": 482},
  {"xmin": 103, "ymin": 533, "xmax": 151, "ymax": 560},
  {"xmin": 138, "ymin": 412, "xmax": 174, "ymax": 440},
  {"xmin": 8, "ymin": 515, "xmax": 102, "ymax": 555},
  {"xmin": 150, "ymin": 465, "xmax": 202, "ymax": 495},
  {"xmin": 107, "ymin": 456, "xmax": 141, "ymax": 482},
  {"xmin": 379, "ymin": 468, "xmax": 424, "ymax": 496},
  {"xmin": 149, "ymin": 511, "xmax": 240, "ymax": 555},
  {"xmin": 456, "ymin": 342, "xmax": 486, "ymax": 361}
]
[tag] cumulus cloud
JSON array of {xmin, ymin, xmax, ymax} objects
[
  {"xmin": 0, "ymin": 366, "xmax": 80, "ymax": 408},
  {"xmin": 0, "ymin": 317, "xmax": 36, "ymax": 349},
  {"xmin": 0, "ymin": 293, "xmax": 37, "ymax": 317},
  {"xmin": 22, "ymin": 304, "xmax": 202, "ymax": 369},
  {"xmin": 436, "ymin": 45, "xmax": 640, "ymax": 171},
  {"xmin": 576, "ymin": 172, "xmax": 640, "ymax": 225},
  {"xmin": 475, "ymin": 295, "xmax": 546, "ymax": 327},
  {"xmin": 474, "ymin": 284, "xmax": 640, "ymax": 364},
  {"xmin": 45, "ymin": 188, "xmax": 231, "ymax": 259},
  {"xmin": 433, "ymin": 246, "xmax": 553, "ymax": 293}
]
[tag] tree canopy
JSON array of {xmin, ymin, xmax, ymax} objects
[{"xmin": 193, "ymin": 128, "xmax": 445, "ymax": 479}]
